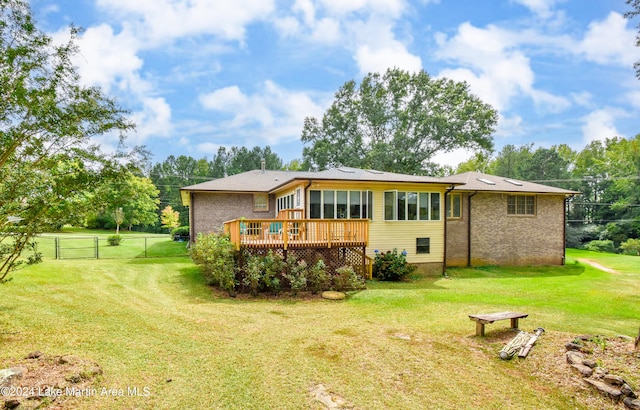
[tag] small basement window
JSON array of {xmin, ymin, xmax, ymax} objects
[{"xmin": 416, "ymin": 238, "xmax": 430, "ymax": 254}]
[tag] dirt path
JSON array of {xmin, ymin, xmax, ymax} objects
[{"xmin": 576, "ymin": 258, "xmax": 620, "ymax": 275}]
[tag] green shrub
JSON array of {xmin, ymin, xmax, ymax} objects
[
  {"xmin": 620, "ymin": 238, "xmax": 640, "ymax": 255},
  {"xmin": 284, "ymin": 256, "xmax": 307, "ymax": 296},
  {"xmin": 372, "ymin": 249, "xmax": 416, "ymax": 281},
  {"xmin": 190, "ymin": 232, "xmax": 236, "ymax": 295},
  {"xmin": 307, "ymin": 259, "xmax": 330, "ymax": 294},
  {"xmin": 242, "ymin": 254, "xmax": 263, "ymax": 296},
  {"xmin": 262, "ymin": 250, "xmax": 285, "ymax": 295},
  {"xmin": 583, "ymin": 240, "xmax": 616, "ymax": 253},
  {"xmin": 332, "ymin": 266, "xmax": 366, "ymax": 292},
  {"xmin": 107, "ymin": 235, "xmax": 122, "ymax": 246},
  {"xmin": 171, "ymin": 226, "xmax": 190, "ymax": 241}
]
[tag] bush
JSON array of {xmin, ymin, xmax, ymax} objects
[
  {"xmin": 107, "ymin": 235, "xmax": 122, "ymax": 246},
  {"xmin": 333, "ymin": 266, "xmax": 366, "ymax": 291},
  {"xmin": 620, "ymin": 238, "xmax": 640, "ymax": 255},
  {"xmin": 283, "ymin": 256, "xmax": 307, "ymax": 296},
  {"xmin": 190, "ymin": 232, "xmax": 236, "ymax": 295},
  {"xmin": 307, "ymin": 259, "xmax": 330, "ymax": 294},
  {"xmin": 171, "ymin": 226, "xmax": 190, "ymax": 241},
  {"xmin": 262, "ymin": 250, "xmax": 285, "ymax": 295},
  {"xmin": 242, "ymin": 254, "xmax": 263, "ymax": 296},
  {"xmin": 583, "ymin": 239, "xmax": 616, "ymax": 253},
  {"xmin": 372, "ymin": 248, "xmax": 416, "ymax": 281}
]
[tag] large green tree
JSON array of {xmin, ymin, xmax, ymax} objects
[
  {"xmin": 301, "ymin": 68, "xmax": 497, "ymax": 174},
  {"xmin": 0, "ymin": 0, "xmax": 135, "ymax": 281}
]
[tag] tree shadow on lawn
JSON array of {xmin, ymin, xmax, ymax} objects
[{"xmin": 446, "ymin": 263, "xmax": 585, "ymax": 279}]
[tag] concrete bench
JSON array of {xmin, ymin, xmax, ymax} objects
[{"xmin": 469, "ymin": 311, "xmax": 528, "ymax": 336}]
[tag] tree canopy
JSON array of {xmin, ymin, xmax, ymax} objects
[
  {"xmin": 301, "ymin": 68, "xmax": 497, "ymax": 175},
  {"xmin": 0, "ymin": 0, "xmax": 135, "ymax": 281},
  {"xmin": 626, "ymin": 0, "xmax": 640, "ymax": 79}
]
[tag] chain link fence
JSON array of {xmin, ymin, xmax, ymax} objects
[{"xmin": 35, "ymin": 235, "xmax": 190, "ymax": 260}]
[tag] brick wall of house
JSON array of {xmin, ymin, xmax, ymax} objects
[
  {"xmin": 190, "ymin": 193, "xmax": 275, "ymax": 237},
  {"xmin": 460, "ymin": 193, "xmax": 566, "ymax": 266},
  {"xmin": 445, "ymin": 192, "xmax": 471, "ymax": 267}
]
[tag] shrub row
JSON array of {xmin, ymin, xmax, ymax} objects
[
  {"xmin": 583, "ymin": 238, "xmax": 640, "ymax": 255},
  {"xmin": 190, "ymin": 233, "xmax": 366, "ymax": 297}
]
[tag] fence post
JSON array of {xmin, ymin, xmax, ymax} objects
[
  {"xmin": 145, "ymin": 237, "xmax": 148, "ymax": 258},
  {"xmin": 55, "ymin": 236, "xmax": 59, "ymax": 260},
  {"xmin": 95, "ymin": 236, "xmax": 99, "ymax": 259}
]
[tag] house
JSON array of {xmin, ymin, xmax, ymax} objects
[
  {"xmin": 441, "ymin": 171, "xmax": 579, "ymax": 266},
  {"xmin": 180, "ymin": 167, "xmax": 578, "ymax": 276}
]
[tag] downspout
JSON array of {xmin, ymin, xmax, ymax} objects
[
  {"xmin": 189, "ymin": 192, "xmax": 195, "ymax": 245},
  {"xmin": 467, "ymin": 191, "xmax": 478, "ymax": 267},
  {"xmin": 304, "ymin": 180, "xmax": 313, "ymax": 218},
  {"xmin": 443, "ymin": 186, "xmax": 455, "ymax": 276},
  {"xmin": 563, "ymin": 194, "xmax": 575, "ymax": 265}
]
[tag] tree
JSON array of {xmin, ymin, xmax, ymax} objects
[
  {"xmin": 0, "ymin": 0, "xmax": 135, "ymax": 281},
  {"xmin": 625, "ymin": 0, "xmax": 640, "ymax": 79},
  {"xmin": 301, "ymin": 68, "xmax": 497, "ymax": 175},
  {"xmin": 92, "ymin": 173, "xmax": 160, "ymax": 234},
  {"xmin": 160, "ymin": 206, "xmax": 180, "ymax": 230}
]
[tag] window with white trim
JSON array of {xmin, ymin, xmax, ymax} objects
[
  {"xmin": 447, "ymin": 193, "xmax": 462, "ymax": 219},
  {"xmin": 309, "ymin": 190, "xmax": 372, "ymax": 219},
  {"xmin": 384, "ymin": 191, "xmax": 440, "ymax": 221}
]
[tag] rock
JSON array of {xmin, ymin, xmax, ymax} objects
[
  {"xmin": 624, "ymin": 397, "xmax": 640, "ymax": 410},
  {"xmin": 321, "ymin": 291, "xmax": 345, "ymax": 300},
  {"xmin": 584, "ymin": 378, "xmax": 623, "ymax": 401},
  {"xmin": 571, "ymin": 363, "xmax": 593, "ymax": 377},
  {"xmin": 566, "ymin": 351, "xmax": 584, "ymax": 364},
  {"xmin": 565, "ymin": 342, "xmax": 583, "ymax": 351},
  {"xmin": 4, "ymin": 399, "xmax": 20, "ymax": 409},
  {"xmin": 25, "ymin": 350, "xmax": 43, "ymax": 359},
  {"xmin": 604, "ymin": 374, "xmax": 626, "ymax": 386},
  {"xmin": 0, "ymin": 367, "xmax": 27, "ymax": 388},
  {"xmin": 622, "ymin": 384, "xmax": 637, "ymax": 399},
  {"xmin": 582, "ymin": 359, "xmax": 597, "ymax": 368}
]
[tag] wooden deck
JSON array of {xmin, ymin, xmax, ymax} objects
[{"xmin": 223, "ymin": 219, "xmax": 369, "ymax": 251}]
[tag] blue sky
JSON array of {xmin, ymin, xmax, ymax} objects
[{"xmin": 31, "ymin": 0, "xmax": 640, "ymax": 167}]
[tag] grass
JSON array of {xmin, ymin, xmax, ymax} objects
[
  {"xmin": 0, "ymin": 248, "xmax": 638, "ymax": 409},
  {"xmin": 35, "ymin": 228, "xmax": 189, "ymax": 259}
]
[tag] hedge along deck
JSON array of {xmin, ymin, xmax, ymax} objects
[{"xmin": 468, "ymin": 311, "xmax": 529, "ymax": 336}]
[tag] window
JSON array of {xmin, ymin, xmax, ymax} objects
[
  {"xmin": 447, "ymin": 193, "xmax": 462, "ymax": 218},
  {"xmin": 323, "ymin": 190, "xmax": 335, "ymax": 218},
  {"xmin": 385, "ymin": 191, "xmax": 441, "ymax": 221},
  {"xmin": 336, "ymin": 191, "xmax": 348, "ymax": 219},
  {"xmin": 309, "ymin": 190, "xmax": 373, "ymax": 219},
  {"xmin": 507, "ymin": 195, "xmax": 536, "ymax": 215},
  {"xmin": 253, "ymin": 194, "xmax": 269, "ymax": 212},
  {"xmin": 416, "ymin": 238, "xmax": 430, "ymax": 254},
  {"xmin": 309, "ymin": 190, "xmax": 321, "ymax": 218}
]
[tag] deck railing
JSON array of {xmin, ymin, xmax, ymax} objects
[{"xmin": 223, "ymin": 218, "xmax": 369, "ymax": 250}]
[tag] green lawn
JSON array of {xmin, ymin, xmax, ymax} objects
[
  {"xmin": 36, "ymin": 228, "xmax": 189, "ymax": 259},
  {"xmin": 0, "ymin": 249, "xmax": 638, "ymax": 409}
]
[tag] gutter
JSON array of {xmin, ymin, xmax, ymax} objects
[{"xmin": 467, "ymin": 191, "xmax": 478, "ymax": 267}]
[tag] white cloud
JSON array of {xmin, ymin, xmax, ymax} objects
[
  {"xmin": 199, "ymin": 81, "xmax": 327, "ymax": 145},
  {"xmin": 510, "ymin": 0, "xmax": 560, "ymax": 18},
  {"xmin": 435, "ymin": 22, "xmax": 568, "ymax": 112},
  {"xmin": 581, "ymin": 108, "xmax": 627, "ymax": 144},
  {"xmin": 95, "ymin": 0, "xmax": 275, "ymax": 46},
  {"xmin": 576, "ymin": 12, "xmax": 640, "ymax": 66},
  {"xmin": 129, "ymin": 97, "xmax": 173, "ymax": 145},
  {"xmin": 52, "ymin": 24, "xmax": 143, "ymax": 93}
]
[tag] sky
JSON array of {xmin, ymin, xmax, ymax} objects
[{"xmin": 30, "ymin": 0, "xmax": 640, "ymax": 168}]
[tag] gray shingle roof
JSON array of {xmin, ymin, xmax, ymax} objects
[
  {"xmin": 439, "ymin": 171, "xmax": 580, "ymax": 195},
  {"xmin": 181, "ymin": 168, "xmax": 580, "ymax": 195},
  {"xmin": 181, "ymin": 167, "xmax": 449, "ymax": 193}
]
